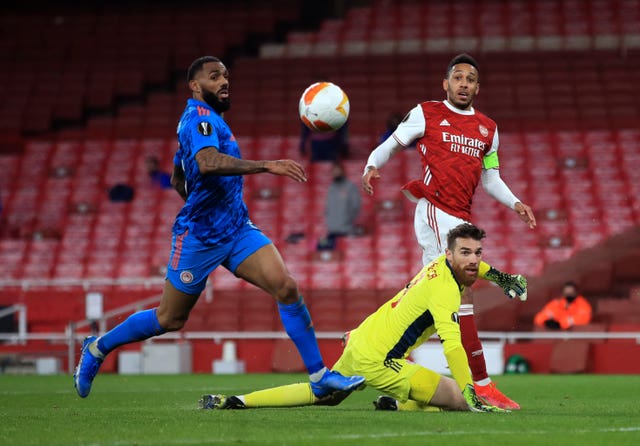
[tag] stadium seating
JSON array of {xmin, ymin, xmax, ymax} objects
[
  {"xmin": 0, "ymin": 1, "xmax": 301, "ymax": 141},
  {"xmin": 264, "ymin": 0, "xmax": 640, "ymax": 57},
  {"xmin": 1, "ymin": 127, "xmax": 640, "ymax": 327},
  {"xmin": 1, "ymin": 0, "xmax": 639, "ymax": 342}
]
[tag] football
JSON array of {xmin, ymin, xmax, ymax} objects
[{"xmin": 298, "ymin": 82, "xmax": 350, "ymax": 132}]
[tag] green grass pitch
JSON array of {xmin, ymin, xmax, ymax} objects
[{"xmin": 1, "ymin": 373, "xmax": 638, "ymax": 446}]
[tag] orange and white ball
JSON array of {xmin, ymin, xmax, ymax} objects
[{"xmin": 298, "ymin": 82, "xmax": 350, "ymax": 132}]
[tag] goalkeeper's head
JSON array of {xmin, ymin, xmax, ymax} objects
[
  {"xmin": 446, "ymin": 223, "xmax": 486, "ymax": 249},
  {"xmin": 445, "ymin": 223, "xmax": 487, "ymax": 287}
]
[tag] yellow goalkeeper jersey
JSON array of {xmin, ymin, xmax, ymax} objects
[{"xmin": 345, "ymin": 254, "xmax": 483, "ymax": 390}]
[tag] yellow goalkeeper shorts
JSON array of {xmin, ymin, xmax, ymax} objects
[{"xmin": 332, "ymin": 347, "xmax": 440, "ymax": 403}]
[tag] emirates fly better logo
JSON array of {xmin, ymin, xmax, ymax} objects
[{"xmin": 442, "ymin": 131, "xmax": 485, "ymax": 158}]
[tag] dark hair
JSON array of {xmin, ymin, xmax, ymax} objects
[
  {"xmin": 563, "ymin": 281, "xmax": 578, "ymax": 289},
  {"xmin": 445, "ymin": 53, "xmax": 479, "ymax": 79},
  {"xmin": 187, "ymin": 56, "xmax": 221, "ymax": 81},
  {"xmin": 447, "ymin": 223, "xmax": 486, "ymax": 250}
]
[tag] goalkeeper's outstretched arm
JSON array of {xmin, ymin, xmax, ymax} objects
[
  {"xmin": 442, "ymin": 344, "xmax": 509, "ymax": 413},
  {"xmin": 478, "ymin": 261, "xmax": 528, "ymax": 301}
]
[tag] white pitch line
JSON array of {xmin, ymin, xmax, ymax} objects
[
  {"xmin": 94, "ymin": 427, "xmax": 640, "ymax": 446},
  {"xmin": 335, "ymin": 426, "xmax": 640, "ymax": 439}
]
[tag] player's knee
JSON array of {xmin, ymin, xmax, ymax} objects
[
  {"xmin": 156, "ymin": 311, "xmax": 188, "ymax": 332},
  {"xmin": 273, "ymin": 274, "xmax": 299, "ymax": 304},
  {"xmin": 427, "ymin": 375, "xmax": 468, "ymax": 411},
  {"xmin": 452, "ymin": 392, "xmax": 471, "ymax": 411}
]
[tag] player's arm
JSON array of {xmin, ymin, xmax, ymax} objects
[
  {"xmin": 481, "ymin": 130, "xmax": 536, "ymax": 228},
  {"xmin": 442, "ymin": 343, "xmax": 505, "ymax": 412},
  {"xmin": 481, "ymin": 168, "xmax": 536, "ymax": 229},
  {"xmin": 195, "ymin": 147, "xmax": 307, "ymax": 182},
  {"xmin": 362, "ymin": 106, "xmax": 424, "ymax": 195},
  {"xmin": 362, "ymin": 137, "xmax": 403, "ymax": 195},
  {"xmin": 479, "ymin": 261, "xmax": 528, "ymax": 301},
  {"xmin": 433, "ymin": 303, "xmax": 506, "ymax": 412},
  {"xmin": 171, "ymin": 163, "xmax": 188, "ymax": 201},
  {"xmin": 431, "ymin": 297, "xmax": 474, "ymax": 391}
]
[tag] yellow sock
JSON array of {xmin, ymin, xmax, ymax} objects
[
  {"xmin": 243, "ymin": 383, "xmax": 315, "ymax": 408},
  {"xmin": 398, "ymin": 400, "xmax": 443, "ymax": 412}
]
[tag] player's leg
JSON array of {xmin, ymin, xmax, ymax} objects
[
  {"xmin": 200, "ymin": 343, "xmax": 361, "ymax": 410},
  {"xmin": 200, "ymin": 383, "xmax": 315, "ymax": 409},
  {"xmin": 462, "ymin": 289, "xmax": 520, "ymax": 410},
  {"xmin": 74, "ymin": 230, "xmax": 212, "ymax": 398},
  {"xmin": 413, "ymin": 201, "xmax": 519, "ymax": 409},
  {"xmin": 74, "ymin": 280, "xmax": 198, "ymax": 398},
  {"xmin": 413, "ymin": 198, "xmax": 447, "ymax": 266},
  {"xmin": 372, "ymin": 367, "xmax": 467, "ymax": 412},
  {"xmin": 199, "ymin": 382, "xmax": 351, "ymax": 409},
  {"xmin": 411, "ymin": 370, "xmax": 467, "ymax": 411},
  {"xmin": 359, "ymin": 357, "xmax": 468, "ymax": 412},
  {"xmin": 229, "ymin": 224, "xmax": 364, "ymax": 396},
  {"xmin": 459, "ymin": 289, "xmax": 490, "ymax": 385},
  {"xmin": 234, "ymin": 243, "xmax": 324, "ymax": 371}
]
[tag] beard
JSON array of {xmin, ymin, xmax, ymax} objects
[
  {"xmin": 447, "ymin": 88, "xmax": 474, "ymax": 110},
  {"xmin": 202, "ymin": 89, "xmax": 231, "ymax": 113},
  {"xmin": 455, "ymin": 265, "xmax": 478, "ymax": 287}
]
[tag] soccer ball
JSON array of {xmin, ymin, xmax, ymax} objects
[{"xmin": 298, "ymin": 82, "xmax": 350, "ymax": 132}]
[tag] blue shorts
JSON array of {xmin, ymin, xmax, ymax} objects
[{"xmin": 166, "ymin": 220, "xmax": 271, "ymax": 295}]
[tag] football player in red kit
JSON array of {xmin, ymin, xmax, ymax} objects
[{"xmin": 362, "ymin": 53, "xmax": 536, "ymax": 410}]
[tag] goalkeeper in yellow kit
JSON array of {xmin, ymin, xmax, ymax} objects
[{"xmin": 200, "ymin": 223, "xmax": 526, "ymax": 412}]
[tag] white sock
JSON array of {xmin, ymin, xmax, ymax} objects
[
  {"xmin": 309, "ymin": 367, "xmax": 328, "ymax": 383},
  {"xmin": 475, "ymin": 378, "xmax": 492, "ymax": 386}
]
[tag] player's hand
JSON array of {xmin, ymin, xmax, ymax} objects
[
  {"xmin": 362, "ymin": 166, "xmax": 380, "ymax": 195},
  {"xmin": 266, "ymin": 160, "xmax": 307, "ymax": 182},
  {"xmin": 462, "ymin": 384, "xmax": 510, "ymax": 413},
  {"xmin": 514, "ymin": 202, "xmax": 536, "ymax": 229},
  {"xmin": 484, "ymin": 267, "xmax": 528, "ymax": 301}
]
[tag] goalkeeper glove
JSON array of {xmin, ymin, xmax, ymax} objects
[
  {"xmin": 484, "ymin": 267, "xmax": 528, "ymax": 301},
  {"xmin": 462, "ymin": 384, "xmax": 509, "ymax": 413}
]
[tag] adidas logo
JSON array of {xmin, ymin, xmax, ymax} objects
[{"xmin": 440, "ymin": 119, "xmax": 450, "ymax": 126}]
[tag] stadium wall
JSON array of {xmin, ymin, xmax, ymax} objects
[{"xmin": 90, "ymin": 337, "xmax": 640, "ymax": 375}]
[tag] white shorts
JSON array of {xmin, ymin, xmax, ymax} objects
[{"xmin": 414, "ymin": 198, "xmax": 468, "ymax": 265}]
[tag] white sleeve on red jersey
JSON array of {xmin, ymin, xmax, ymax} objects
[
  {"xmin": 363, "ymin": 105, "xmax": 425, "ymax": 174},
  {"xmin": 363, "ymin": 135, "xmax": 403, "ymax": 174},
  {"xmin": 486, "ymin": 128, "xmax": 499, "ymax": 156},
  {"xmin": 393, "ymin": 105, "xmax": 426, "ymax": 146},
  {"xmin": 481, "ymin": 168, "xmax": 520, "ymax": 209},
  {"xmin": 481, "ymin": 126, "xmax": 520, "ymax": 208}
]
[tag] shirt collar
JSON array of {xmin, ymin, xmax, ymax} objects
[
  {"xmin": 188, "ymin": 98, "xmax": 219, "ymax": 115},
  {"xmin": 445, "ymin": 259, "xmax": 465, "ymax": 292},
  {"xmin": 443, "ymin": 99, "xmax": 475, "ymax": 116}
]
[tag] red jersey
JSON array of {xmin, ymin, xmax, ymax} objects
[{"xmin": 400, "ymin": 101, "xmax": 498, "ymax": 221}]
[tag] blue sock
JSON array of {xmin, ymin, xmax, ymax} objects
[
  {"xmin": 96, "ymin": 308, "xmax": 165, "ymax": 355},
  {"xmin": 277, "ymin": 297, "xmax": 324, "ymax": 375}
]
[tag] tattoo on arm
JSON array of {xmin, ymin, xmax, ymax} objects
[{"xmin": 196, "ymin": 147, "xmax": 268, "ymax": 175}]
